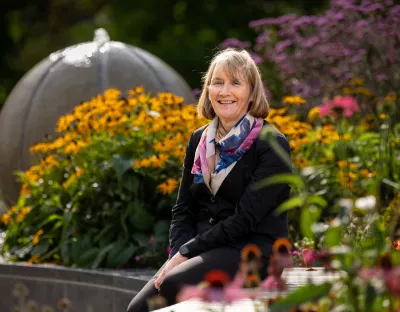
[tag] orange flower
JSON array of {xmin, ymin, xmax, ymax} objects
[
  {"xmin": 272, "ymin": 238, "xmax": 292, "ymax": 254},
  {"xmin": 241, "ymin": 244, "xmax": 262, "ymax": 262},
  {"xmin": 393, "ymin": 240, "xmax": 400, "ymax": 251}
]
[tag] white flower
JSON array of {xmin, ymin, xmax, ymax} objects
[
  {"xmin": 147, "ymin": 110, "xmax": 160, "ymax": 118},
  {"xmin": 355, "ymin": 195, "xmax": 376, "ymax": 211},
  {"xmin": 337, "ymin": 198, "xmax": 353, "ymax": 210},
  {"xmin": 312, "ymin": 223, "xmax": 329, "ymax": 234}
]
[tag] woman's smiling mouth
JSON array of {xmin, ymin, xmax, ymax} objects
[{"xmin": 218, "ymin": 100, "xmax": 236, "ymax": 104}]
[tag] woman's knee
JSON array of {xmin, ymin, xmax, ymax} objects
[{"xmin": 158, "ymin": 274, "xmax": 181, "ymax": 305}]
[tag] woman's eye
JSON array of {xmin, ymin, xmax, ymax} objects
[
  {"xmin": 233, "ymin": 80, "xmax": 240, "ymax": 85},
  {"xmin": 213, "ymin": 81, "xmax": 223, "ymax": 85}
]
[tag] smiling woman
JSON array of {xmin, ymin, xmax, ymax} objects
[{"xmin": 127, "ymin": 48, "xmax": 292, "ymax": 312}]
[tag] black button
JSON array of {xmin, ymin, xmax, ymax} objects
[
  {"xmin": 209, "ymin": 218, "xmax": 215, "ymax": 225},
  {"xmin": 210, "ymin": 196, "xmax": 215, "ymax": 203}
]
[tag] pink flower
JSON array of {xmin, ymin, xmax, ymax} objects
[
  {"xmin": 261, "ymin": 275, "xmax": 287, "ymax": 291},
  {"xmin": 386, "ymin": 268, "xmax": 400, "ymax": 297},
  {"xmin": 177, "ymin": 284, "xmax": 208, "ymax": 302},
  {"xmin": 301, "ymin": 248, "xmax": 315, "ymax": 267},
  {"xmin": 167, "ymin": 248, "xmax": 171, "ymax": 254},
  {"xmin": 358, "ymin": 266, "xmax": 400, "ymax": 298},
  {"xmin": 177, "ymin": 278, "xmax": 249, "ymax": 304},
  {"xmin": 319, "ymin": 96, "xmax": 360, "ymax": 118}
]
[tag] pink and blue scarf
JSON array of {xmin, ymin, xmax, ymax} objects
[{"xmin": 191, "ymin": 113, "xmax": 263, "ymax": 195}]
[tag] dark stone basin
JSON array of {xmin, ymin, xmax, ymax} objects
[{"xmin": 0, "ymin": 262, "xmax": 156, "ymax": 312}]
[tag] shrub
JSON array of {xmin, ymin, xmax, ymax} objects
[{"xmin": 0, "ymin": 87, "xmax": 206, "ymax": 268}]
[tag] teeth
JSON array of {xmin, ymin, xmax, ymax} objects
[{"xmin": 219, "ymin": 101, "xmax": 234, "ymax": 104}]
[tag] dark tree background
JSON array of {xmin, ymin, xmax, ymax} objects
[{"xmin": 0, "ymin": 0, "xmax": 328, "ymax": 109}]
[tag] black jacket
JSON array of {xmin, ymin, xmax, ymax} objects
[{"xmin": 168, "ymin": 121, "xmax": 292, "ymax": 260}]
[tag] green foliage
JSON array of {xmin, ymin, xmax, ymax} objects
[{"xmin": 0, "ymin": 88, "xmax": 206, "ymax": 268}]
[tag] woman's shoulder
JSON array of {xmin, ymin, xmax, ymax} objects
[
  {"xmin": 190, "ymin": 124, "xmax": 208, "ymax": 141},
  {"xmin": 257, "ymin": 120, "xmax": 290, "ymax": 152}
]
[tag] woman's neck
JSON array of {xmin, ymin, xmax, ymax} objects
[{"xmin": 218, "ymin": 118, "xmax": 235, "ymax": 133}]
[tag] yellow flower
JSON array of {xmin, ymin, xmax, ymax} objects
[
  {"xmin": 354, "ymin": 87, "xmax": 373, "ymax": 97},
  {"xmin": 32, "ymin": 229, "xmax": 44, "ymax": 245},
  {"xmin": 157, "ymin": 178, "xmax": 179, "ymax": 195},
  {"xmin": 150, "ymin": 154, "xmax": 169, "ymax": 168},
  {"xmin": 307, "ymin": 107, "xmax": 321, "ymax": 123},
  {"xmin": 28, "ymin": 255, "xmax": 40, "ymax": 264},
  {"xmin": 282, "ymin": 95, "xmax": 306, "ymax": 105},
  {"xmin": 16, "ymin": 207, "xmax": 31, "ymax": 223},
  {"xmin": 75, "ymin": 167, "xmax": 84, "ymax": 176},
  {"xmin": 56, "ymin": 114, "xmax": 75, "ymax": 132},
  {"xmin": 62, "ymin": 174, "xmax": 77, "ymax": 190},
  {"xmin": 19, "ymin": 183, "xmax": 31, "ymax": 198},
  {"xmin": 342, "ymin": 87, "xmax": 352, "ymax": 95},
  {"xmin": 360, "ymin": 169, "xmax": 375, "ymax": 178},
  {"xmin": 384, "ymin": 92, "xmax": 397, "ymax": 102},
  {"xmin": 349, "ymin": 77, "xmax": 364, "ymax": 86},
  {"xmin": 104, "ymin": 88, "xmax": 121, "ymax": 100},
  {"xmin": 0, "ymin": 213, "xmax": 11, "ymax": 225}
]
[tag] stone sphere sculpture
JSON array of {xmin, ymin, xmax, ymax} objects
[{"xmin": 0, "ymin": 28, "xmax": 196, "ymax": 205}]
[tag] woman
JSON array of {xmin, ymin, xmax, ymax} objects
[{"xmin": 127, "ymin": 48, "xmax": 291, "ymax": 311}]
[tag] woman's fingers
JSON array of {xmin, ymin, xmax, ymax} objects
[{"xmin": 154, "ymin": 270, "xmax": 166, "ymax": 289}]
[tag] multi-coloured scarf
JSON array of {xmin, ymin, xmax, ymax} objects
[{"xmin": 191, "ymin": 113, "xmax": 264, "ymax": 195}]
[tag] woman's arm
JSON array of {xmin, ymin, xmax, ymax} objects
[
  {"xmin": 168, "ymin": 132, "xmax": 198, "ymax": 259},
  {"xmin": 180, "ymin": 134, "xmax": 292, "ymax": 258}
]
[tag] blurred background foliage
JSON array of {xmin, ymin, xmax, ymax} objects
[{"xmin": 0, "ymin": 0, "xmax": 328, "ymax": 109}]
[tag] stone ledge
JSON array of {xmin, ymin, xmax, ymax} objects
[{"xmin": 0, "ymin": 262, "xmax": 154, "ymax": 312}]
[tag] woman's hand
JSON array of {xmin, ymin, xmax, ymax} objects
[{"xmin": 154, "ymin": 252, "xmax": 188, "ymax": 289}]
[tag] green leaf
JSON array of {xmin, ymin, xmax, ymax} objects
[
  {"xmin": 79, "ymin": 248, "xmax": 100, "ymax": 265},
  {"xmin": 122, "ymin": 174, "xmax": 140, "ymax": 193},
  {"xmin": 300, "ymin": 206, "xmax": 321, "ymax": 239},
  {"xmin": 94, "ymin": 224, "xmax": 114, "ymax": 243},
  {"xmin": 261, "ymin": 125, "xmax": 292, "ymax": 168},
  {"xmin": 113, "ymin": 244, "xmax": 136, "ymax": 267},
  {"xmin": 269, "ymin": 283, "xmax": 332, "ymax": 312},
  {"xmin": 275, "ymin": 195, "xmax": 307, "ymax": 214},
  {"xmin": 365, "ymin": 284, "xmax": 376, "ymax": 312},
  {"xmin": 130, "ymin": 204, "xmax": 154, "ymax": 232},
  {"xmin": 154, "ymin": 220, "xmax": 170, "ymax": 236},
  {"xmin": 31, "ymin": 239, "xmax": 50, "ymax": 255},
  {"xmin": 391, "ymin": 249, "xmax": 400, "ymax": 266},
  {"xmin": 112, "ymin": 155, "xmax": 134, "ymax": 180},
  {"xmin": 254, "ymin": 173, "xmax": 304, "ymax": 191},
  {"xmin": 382, "ymin": 178, "xmax": 400, "ymax": 190},
  {"xmin": 324, "ymin": 226, "xmax": 342, "ymax": 247},
  {"xmin": 38, "ymin": 214, "xmax": 63, "ymax": 228},
  {"xmin": 91, "ymin": 243, "xmax": 115, "ymax": 269},
  {"xmin": 307, "ymin": 195, "xmax": 328, "ymax": 208}
]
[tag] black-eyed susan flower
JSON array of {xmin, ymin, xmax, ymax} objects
[
  {"xmin": 241, "ymin": 244, "xmax": 262, "ymax": 262},
  {"xmin": 272, "ymin": 238, "xmax": 292, "ymax": 254}
]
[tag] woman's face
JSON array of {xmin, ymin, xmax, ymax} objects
[{"xmin": 208, "ymin": 64, "xmax": 253, "ymax": 125}]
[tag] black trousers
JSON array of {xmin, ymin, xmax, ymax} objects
[{"xmin": 126, "ymin": 246, "xmax": 269, "ymax": 312}]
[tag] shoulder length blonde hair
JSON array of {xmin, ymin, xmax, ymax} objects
[{"xmin": 197, "ymin": 48, "xmax": 269, "ymax": 120}]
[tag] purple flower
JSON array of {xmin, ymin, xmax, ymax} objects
[
  {"xmin": 219, "ymin": 38, "xmax": 250, "ymax": 50},
  {"xmin": 376, "ymin": 74, "xmax": 388, "ymax": 81},
  {"xmin": 275, "ymin": 40, "xmax": 293, "ymax": 53}
]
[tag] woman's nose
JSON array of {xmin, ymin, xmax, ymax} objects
[{"xmin": 219, "ymin": 84, "xmax": 231, "ymax": 96}]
